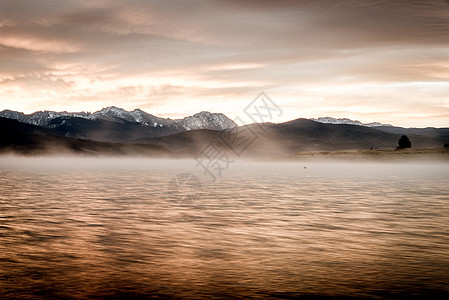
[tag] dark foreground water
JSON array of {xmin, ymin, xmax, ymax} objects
[{"xmin": 0, "ymin": 157, "xmax": 448, "ymax": 299}]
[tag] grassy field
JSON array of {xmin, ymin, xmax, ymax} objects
[{"xmin": 290, "ymin": 147, "xmax": 449, "ymax": 161}]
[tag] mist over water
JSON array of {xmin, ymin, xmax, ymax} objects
[{"xmin": 1, "ymin": 156, "xmax": 448, "ymax": 299}]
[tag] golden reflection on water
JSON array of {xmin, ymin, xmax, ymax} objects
[{"xmin": 0, "ymin": 158, "xmax": 448, "ymax": 299}]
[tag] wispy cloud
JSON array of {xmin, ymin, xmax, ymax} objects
[{"xmin": 0, "ymin": 0, "xmax": 448, "ymax": 127}]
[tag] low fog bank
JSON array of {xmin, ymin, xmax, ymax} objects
[
  {"xmin": 1, "ymin": 154, "xmax": 448, "ymax": 174},
  {"xmin": 0, "ymin": 133, "xmax": 191, "ymax": 158},
  {"xmin": 1, "ymin": 142, "xmax": 448, "ymax": 177},
  {"xmin": 2, "ymin": 156, "xmax": 447, "ymax": 207},
  {"xmin": 0, "ymin": 155, "xmax": 198, "ymax": 172}
]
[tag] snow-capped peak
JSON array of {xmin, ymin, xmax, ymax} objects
[
  {"xmin": 178, "ymin": 111, "xmax": 237, "ymax": 130},
  {"xmin": 0, "ymin": 107, "xmax": 237, "ymax": 131},
  {"xmin": 95, "ymin": 106, "xmax": 126, "ymax": 114},
  {"xmin": 91, "ymin": 106, "xmax": 135, "ymax": 122},
  {"xmin": 311, "ymin": 117, "xmax": 391, "ymax": 127}
]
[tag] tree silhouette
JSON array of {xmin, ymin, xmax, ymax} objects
[
  {"xmin": 397, "ymin": 135, "xmax": 411, "ymax": 149},
  {"xmin": 444, "ymin": 142, "xmax": 449, "ymax": 148}
]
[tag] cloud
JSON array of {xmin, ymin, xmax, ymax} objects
[{"xmin": 0, "ymin": 0, "xmax": 448, "ymax": 126}]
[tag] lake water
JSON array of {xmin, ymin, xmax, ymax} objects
[{"xmin": 0, "ymin": 157, "xmax": 448, "ymax": 299}]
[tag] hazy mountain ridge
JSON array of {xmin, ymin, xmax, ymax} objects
[
  {"xmin": 1, "ymin": 111, "xmax": 448, "ymax": 157},
  {"xmin": 0, "ymin": 117, "xmax": 178, "ymax": 157},
  {"xmin": 135, "ymin": 119, "xmax": 449, "ymax": 157}
]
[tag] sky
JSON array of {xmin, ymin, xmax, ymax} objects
[{"xmin": 0, "ymin": 0, "xmax": 448, "ymax": 127}]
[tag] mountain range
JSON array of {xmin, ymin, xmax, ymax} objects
[
  {"xmin": 0, "ymin": 107, "xmax": 236, "ymax": 142},
  {"xmin": 1, "ymin": 107, "xmax": 448, "ymax": 157}
]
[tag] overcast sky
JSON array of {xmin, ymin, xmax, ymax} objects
[{"xmin": 0, "ymin": 0, "xmax": 448, "ymax": 127}]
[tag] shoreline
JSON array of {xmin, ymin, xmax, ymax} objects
[{"xmin": 289, "ymin": 147, "xmax": 449, "ymax": 161}]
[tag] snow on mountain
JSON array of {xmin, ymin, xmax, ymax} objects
[
  {"xmin": 91, "ymin": 106, "xmax": 135, "ymax": 123},
  {"xmin": 311, "ymin": 117, "xmax": 391, "ymax": 127},
  {"xmin": 178, "ymin": 111, "xmax": 236, "ymax": 130},
  {"xmin": 0, "ymin": 109, "xmax": 90, "ymax": 126},
  {"xmin": 128, "ymin": 109, "xmax": 173, "ymax": 127},
  {"xmin": 0, "ymin": 110, "xmax": 29, "ymax": 124},
  {"xmin": 30, "ymin": 111, "xmax": 91, "ymax": 126},
  {"xmin": 0, "ymin": 107, "xmax": 237, "ymax": 131},
  {"xmin": 0, "ymin": 107, "xmax": 395, "ymax": 131},
  {"xmin": 364, "ymin": 122, "xmax": 391, "ymax": 127}
]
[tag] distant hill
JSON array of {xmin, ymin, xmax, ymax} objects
[
  {"xmin": 1, "ymin": 115, "xmax": 448, "ymax": 157},
  {"xmin": 136, "ymin": 119, "xmax": 449, "ymax": 157},
  {"xmin": 0, "ymin": 117, "xmax": 177, "ymax": 157}
]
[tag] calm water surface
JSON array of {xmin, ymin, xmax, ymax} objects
[{"xmin": 0, "ymin": 157, "xmax": 448, "ymax": 299}]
